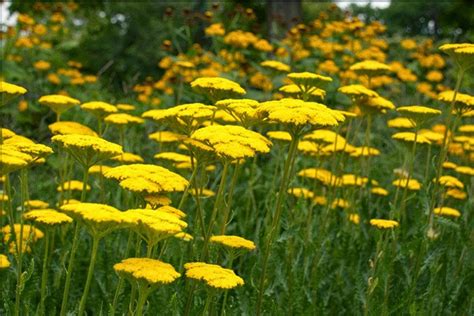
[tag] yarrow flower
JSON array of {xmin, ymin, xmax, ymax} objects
[
  {"xmin": 38, "ymin": 94, "xmax": 80, "ymax": 119},
  {"xmin": 1, "ymin": 81, "xmax": 27, "ymax": 105},
  {"xmin": 184, "ymin": 262, "xmax": 244, "ymax": 289},
  {"xmin": 52, "ymin": 134, "xmax": 123, "ymax": 167},
  {"xmin": 433, "ymin": 206, "xmax": 461, "ymax": 218},
  {"xmin": 81, "ymin": 101, "xmax": 118, "ymax": 118},
  {"xmin": 0, "ymin": 254, "xmax": 10, "ymax": 269},
  {"xmin": 189, "ymin": 125, "xmax": 272, "ymax": 160},
  {"xmin": 191, "ymin": 77, "xmax": 246, "ymax": 101},
  {"xmin": 114, "ymin": 257, "xmax": 181, "ymax": 285},
  {"xmin": 24, "ymin": 209, "xmax": 73, "ymax": 226},
  {"xmin": 104, "ymin": 113, "xmax": 144, "ymax": 125},
  {"xmin": 392, "ymin": 132, "xmax": 431, "ymax": 144},
  {"xmin": 349, "ymin": 60, "xmax": 391, "ymax": 76},
  {"xmin": 370, "ymin": 219, "xmax": 399, "ymax": 229},
  {"xmin": 48, "ymin": 121, "xmax": 98, "ymax": 136},
  {"xmin": 57, "ymin": 180, "xmax": 91, "ymax": 192},
  {"xmin": 392, "ymin": 178, "xmax": 422, "ymax": 190},
  {"xmin": 257, "ymin": 98, "xmax": 344, "ymax": 135},
  {"xmin": 104, "ymin": 164, "xmax": 188, "ymax": 194},
  {"xmin": 396, "ymin": 105, "xmax": 441, "ymax": 122},
  {"xmin": 60, "ymin": 203, "xmax": 131, "ymax": 238},
  {"xmin": 210, "ymin": 235, "xmax": 256, "ymax": 251},
  {"xmin": 260, "ymin": 60, "xmax": 291, "ymax": 73}
]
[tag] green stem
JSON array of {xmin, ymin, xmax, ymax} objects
[
  {"xmin": 256, "ymin": 135, "xmax": 299, "ymax": 316},
  {"xmin": 201, "ymin": 161, "xmax": 230, "ymax": 260},
  {"xmin": 219, "ymin": 163, "xmax": 240, "ymax": 234},
  {"xmin": 428, "ymin": 69, "xmax": 464, "ymax": 229},
  {"xmin": 178, "ymin": 157, "xmax": 198, "ymax": 210},
  {"xmin": 59, "ymin": 223, "xmax": 80, "ymax": 316},
  {"xmin": 39, "ymin": 232, "xmax": 51, "ymax": 316},
  {"xmin": 78, "ymin": 236, "xmax": 100, "ymax": 316},
  {"xmin": 135, "ymin": 285, "xmax": 151, "ymax": 316}
]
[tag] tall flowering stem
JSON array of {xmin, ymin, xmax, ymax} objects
[
  {"xmin": 428, "ymin": 69, "xmax": 464, "ymax": 230},
  {"xmin": 256, "ymin": 135, "xmax": 299, "ymax": 315},
  {"xmin": 59, "ymin": 167, "xmax": 89, "ymax": 316},
  {"xmin": 78, "ymin": 236, "xmax": 100, "ymax": 316}
]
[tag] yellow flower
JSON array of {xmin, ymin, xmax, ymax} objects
[
  {"xmin": 349, "ymin": 60, "xmax": 391, "ymax": 76},
  {"xmin": 0, "ymin": 146, "xmax": 32, "ymax": 175},
  {"xmin": 392, "ymin": 178, "xmax": 421, "ymax": 190},
  {"xmin": 116, "ymin": 103, "xmax": 136, "ymax": 111},
  {"xmin": 143, "ymin": 103, "xmax": 217, "ymax": 132},
  {"xmin": 38, "ymin": 94, "xmax": 80, "ymax": 117},
  {"xmin": 60, "ymin": 203, "xmax": 131, "ymax": 237},
  {"xmin": 104, "ymin": 113, "xmax": 144, "ymax": 125},
  {"xmin": 459, "ymin": 125, "xmax": 474, "ymax": 133},
  {"xmin": 184, "ymin": 262, "xmax": 244, "ymax": 289},
  {"xmin": 144, "ymin": 194, "xmax": 172, "ymax": 208},
  {"xmin": 438, "ymin": 90, "xmax": 474, "ymax": 114},
  {"xmin": 154, "ymin": 152, "xmax": 192, "ymax": 164},
  {"xmin": 442, "ymin": 161, "xmax": 458, "ymax": 170},
  {"xmin": 370, "ymin": 219, "xmax": 399, "ymax": 229},
  {"xmin": 190, "ymin": 125, "xmax": 271, "ymax": 160},
  {"xmin": 371, "ymin": 187, "xmax": 389, "ymax": 196},
  {"xmin": 205, "ymin": 23, "xmax": 225, "ymax": 37},
  {"xmin": 266, "ymin": 131, "xmax": 292, "ymax": 142},
  {"xmin": 396, "ymin": 105, "xmax": 441, "ymax": 121},
  {"xmin": 445, "ymin": 188, "xmax": 467, "ymax": 200},
  {"xmin": 387, "ymin": 117, "xmax": 416, "ymax": 129},
  {"xmin": 24, "ymin": 209, "xmax": 73, "ymax": 226},
  {"xmin": 350, "ymin": 146, "xmax": 380, "ymax": 157},
  {"xmin": 191, "ymin": 77, "xmax": 246, "ymax": 101},
  {"xmin": 215, "ymin": 99, "xmax": 260, "ymax": 127},
  {"xmin": 33, "ymin": 60, "xmax": 51, "ymax": 71},
  {"xmin": 24, "ymin": 200, "xmax": 50, "ymax": 209},
  {"xmin": 338, "ymin": 84, "xmax": 379, "ymax": 100},
  {"xmin": 348, "ymin": 213, "xmax": 360, "ymax": 224},
  {"xmin": 455, "ymin": 166, "xmax": 474, "ymax": 176},
  {"xmin": 149, "ymin": 131, "xmax": 186, "ymax": 143},
  {"xmin": 52, "ymin": 134, "xmax": 123, "ymax": 166},
  {"xmin": 210, "ymin": 235, "xmax": 256, "ymax": 251},
  {"xmin": 435, "ymin": 175, "xmax": 464, "ymax": 189},
  {"xmin": 287, "ymin": 72, "xmax": 332, "ymax": 89},
  {"xmin": 81, "ymin": 101, "xmax": 118, "ymax": 118},
  {"xmin": 48, "ymin": 121, "xmax": 98, "ymax": 136},
  {"xmin": 433, "ymin": 206, "xmax": 461, "ymax": 218},
  {"xmin": 279, "ymin": 84, "xmax": 326, "ymax": 100},
  {"xmin": 1, "ymin": 81, "xmax": 27, "ymax": 98},
  {"xmin": 260, "ymin": 60, "xmax": 291, "ymax": 72},
  {"xmin": 439, "ymin": 43, "xmax": 474, "ymax": 69},
  {"xmin": 287, "ymin": 187, "xmax": 315, "ymax": 200},
  {"xmin": 114, "ymin": 258, "xmax": 181, "ymax": 285},
  {"xmin": 104, "ymin": 164, "xmax": 188, "ymax": 194},
  {"xmin": 392, "ymin": 132, "xmax": 431, "ymax": 144},
  {"xmin": 57, "ymin": 180, "xmax": 91, "ymax": 192},
  {"xmin": 331, "ymin": 198, "xmax": 350, "ymax": 209},
  {"xmin": 111, "ymin": 152, "xmax": 144, "ymax": 164},
  {"xmin": 257, "ymin": 98, "xmax": 344, "ymax": 131},
  {"xmin": 0, "ymin": 254, "xmax": 10, "ymax": 269}
]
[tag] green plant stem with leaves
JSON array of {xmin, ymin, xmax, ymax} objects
[{"xmin": 256, "ymin": 135, "xmax": 299, "ymax": 316}]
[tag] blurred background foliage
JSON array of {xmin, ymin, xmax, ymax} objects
[{"xmin": 7, "ymin": 0, "xmax": 473, "ymax": 91}]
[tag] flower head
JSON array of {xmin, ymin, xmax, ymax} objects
[
  {"xmin": 190, "ymin": 125, "xmax": 271, "ymax": 160},
  {"xmin": 81, "ymin": 101, "xmax": 118, "ymax": 118},
  {"xmin": 52, "ymin": 134, "xmax": 123, "ymax": 166},
  {"xmin": 434, "ymin": 206, "xmax": 461, "ymax": 218},
  {"xmin": 210, "ymin": 235, "xmax": 256, "ymax": 251},
  {"xmin": 191, "ymin": 77, "xmax": 246, "ymax": 101},
  {"xmin": 184, "ymin": 262, "xmax": 244, "ymax": 289},
  {"xmin": 104, "ymin": 164, "xmax": 188, "ymax": 194},
  {"xmin": 257, "ymin": 98, "xmax": 344, "ymax": 134},
  {"xmin": 38, "ymin": 94, "xmax": 80, "ymax": 117},
  {"xmin": 105, "ymin": 113, "xmax": 144, "ymax": 126},
  {"xmin": 370, "ymin": 219, "xmax": 399, "ymax": 229},
  {"xmin": 114, "ymin": 258, "xmax": 180, "ymax": 285},
  {"xmin": 49, "ymin": 121, "xmax": 98, "ymax": 136},
  {"xmin": 24, "ymin": 209, "xmax": 73, "ymax": 226}
]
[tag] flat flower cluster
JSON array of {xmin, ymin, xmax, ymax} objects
[{"xmin": 0, "ymin": 3, "xmax": 473, "ymax": 316}]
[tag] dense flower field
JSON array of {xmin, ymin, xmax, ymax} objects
[{"xmin": 1, "ymin": 3, "xmax": 473, "ymax": 315}]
